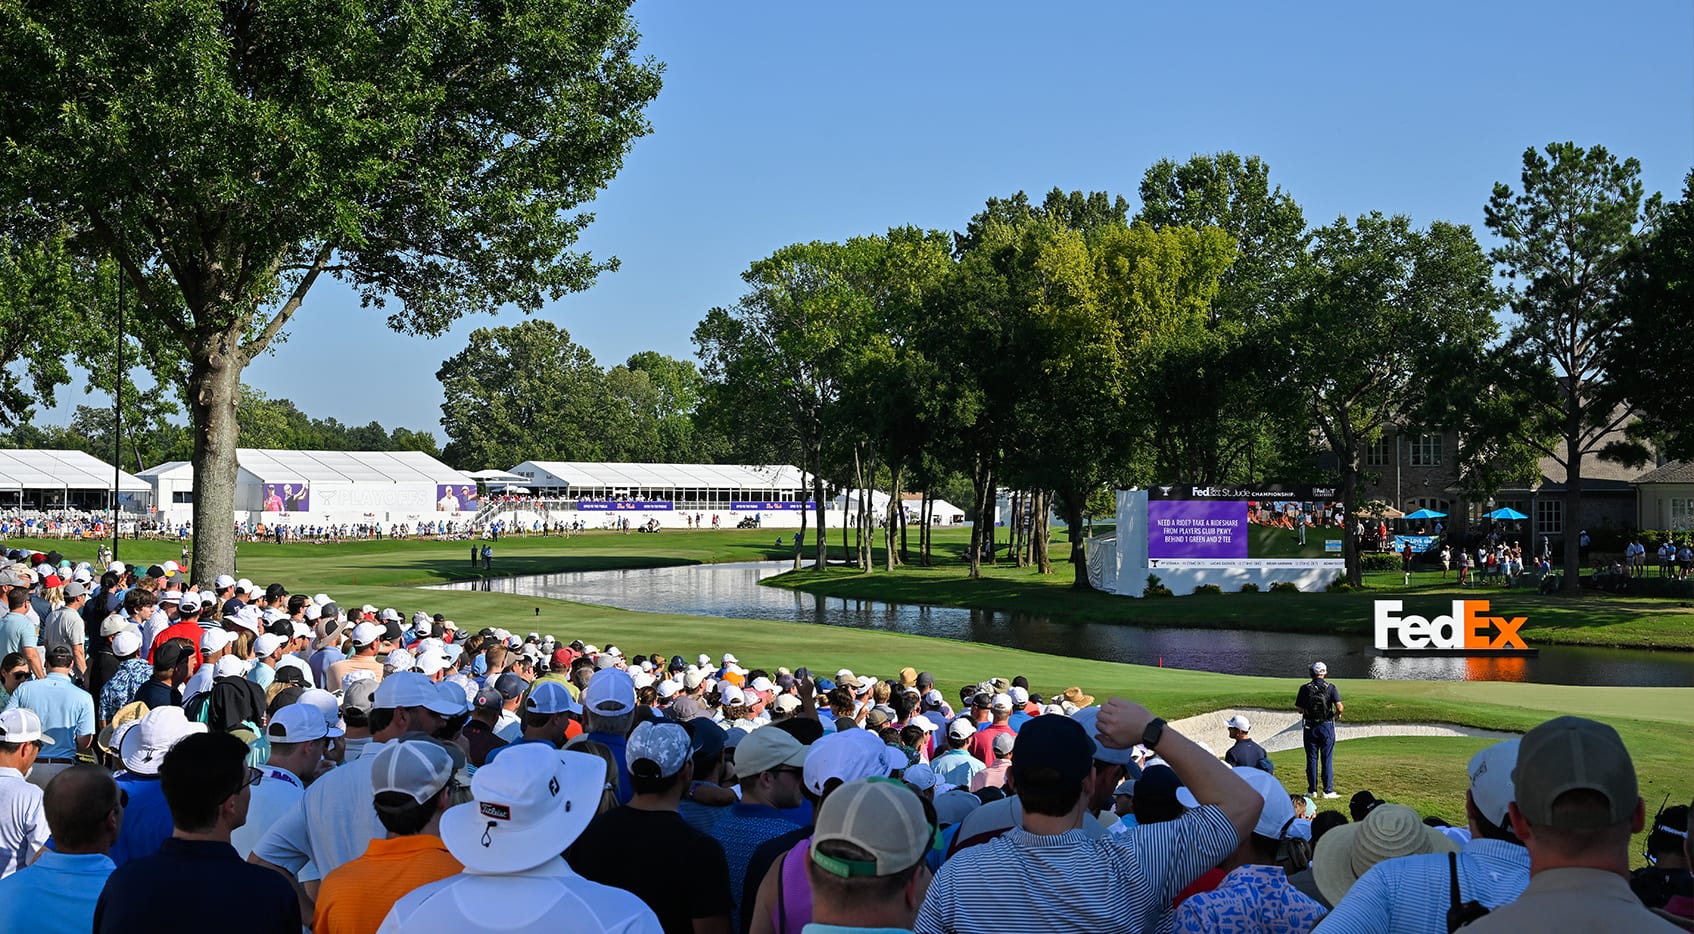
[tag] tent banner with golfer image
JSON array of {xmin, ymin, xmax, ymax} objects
[{"xmin": 1146, "ymin": 484, "xmax": 1346, "ymax": 569}]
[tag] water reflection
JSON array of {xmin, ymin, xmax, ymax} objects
[{"xmin": 432, "ymin": 561, "xmax": 1693, "ymax": 687}]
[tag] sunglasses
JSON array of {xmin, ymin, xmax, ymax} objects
[
  {"xmin": 5, "ymin": 670, "xmax": 28, "ymax": 681},
  {"xmin": 224, "ymin": 766, "xmax": 262, "ymax": 801}
]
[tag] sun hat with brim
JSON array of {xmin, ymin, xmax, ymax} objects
[
  {"xmin": 119, "ymin": 707, "xmax": 208, "ymax": 775},
  {"xmin": 1313, "ymin": 802, "xmax": 1459, "ymax": 904},
  {"xmin": 97, "ymin": 701, "xmax": 150, "ymax": 755},
  {"xmin": 1061, "ymin": 687, "xmax": 1095, "ymax": 708},
  {"xmin": 440, "ymin": 744, "xmax": 602, "ymax": 873}
]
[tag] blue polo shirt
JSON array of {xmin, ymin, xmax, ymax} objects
[
  {"xmin": 4, "ymin": 673, "xmax": 94, "ymax": 754},
  {"xmin": 94, "ymin": 838, "xmax": 298, "ymax": 934},
  {"xmin": 109, "ymin": 775, "xmax": 171, "ymax": 867},
  {"xmin": 0, "ymin": 612, "xmax": 35, "ymax": 659},
  {"xmin": 583, "ymin": 730, "xmax": 632, "ymax": 805},
  {"xmin": 0, "ymin": 849, "xmax": 115, "ymax": 934}
]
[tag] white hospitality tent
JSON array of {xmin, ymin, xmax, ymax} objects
[
  {"xmin": 507, "ymin": 461, "xmax": 814, "ymax": 528},
  {"xmin": 0, "ymin": 449, "xmax": 149, "ymax": 512},
  {"xmin": 142, "ymin": 449, "xmax": 475, "ymax": 526}
]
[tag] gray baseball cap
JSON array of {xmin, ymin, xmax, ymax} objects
[{"xmin": 1512, "ymin": 716, "xmax": 1638, "ymax": 829}]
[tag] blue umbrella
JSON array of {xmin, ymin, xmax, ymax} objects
[
  {"xmin": 1487, "ymin": 507, "xmax": 1528, "ymax": 520},
  {"xmin": 1403, "ymin": 508, "xmax": 1447, "ymax": 520}
]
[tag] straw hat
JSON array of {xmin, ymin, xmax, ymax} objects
[
  {"xmin": 1313, "ymin": 803, "xmax": 1459, "ymax": 904},
  {"xmin": 1061, "ymin": 686, "xmax": 1095, "ymax": 708}
]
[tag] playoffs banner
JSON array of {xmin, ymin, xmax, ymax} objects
[
  {"xmin": 1146, "ymin": 484, "xmax": 1344, "ymax": 569},
  {"xmin": 262, "ymin": 483, "xmax": 310, "ymax": 512}
]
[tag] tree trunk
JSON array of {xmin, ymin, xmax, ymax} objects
[
  {"xmin": 885, "ymin": 464, "xmax": 903, "ymax": 572},
  {"xmin": 186, "ymin": 328, "xmax": 245, "ymax": 579},
  {"xmin": 812, "ymin": 472, "xmax": 827, "ymax": 570},
  {"xmin": 1341, "ymin": 457, "xmax": 1363, "ymax": 587},
  {"xmin": 1063, "ymin": 486, "xmax": 1092, "ymax": 590},
  {"xmin": 1029, "ymin": 488, "xmax": 1043, "ymax": 576},
  {"xmin": 1562, "ymin": 432, "xmax": 1583, "ymax": 593},
  {"xmin": 920, "ymin": 489, "xmax": 932, "ymax": 566},
  {"xmin": 852, "ymin": 448, "xmax": 867, "ymax": 571},
  {"xmin": 794, "ymin": 463, "xmax": 809, "ymax": 572},
  {"xmin": 967, "ymin": 459, "xmax": 992, "ymax": 580}
]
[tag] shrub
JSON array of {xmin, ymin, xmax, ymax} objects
[
  {"xmin": 1360, "ymin": 553, "xmax": 1401, "ymax": 572},
  {"xmin": 1143, "ymin": 574, "xmax": 1173, "ymax": 598},
  {"xmin": 1327, "ymin": 578, "xmax": 1356, "ymax": 592},
  {"xmin": 1269, "ymin": 581, "xmax": 1301, "ymax": 593},
  {"xmin": 1239, "ymin": 582, "xmax": 1261, "ymax": 593},
  {"xmin": 1192, "ymin": 583, "xmax": 1223, "ymax": 596}
]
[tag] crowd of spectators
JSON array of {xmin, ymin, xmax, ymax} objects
[{"xmin": 0, "ymin": 545, "xmax": 1688, "ymax": 933}]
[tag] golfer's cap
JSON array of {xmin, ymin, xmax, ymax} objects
[{"xmin": 1225, "ymin": 715, "xmax": 1252, "ymax": 732}]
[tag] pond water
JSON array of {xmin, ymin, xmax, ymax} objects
[{"xmin": 431, "ymin": 561, "xmax": 1694, "ymax": 687}]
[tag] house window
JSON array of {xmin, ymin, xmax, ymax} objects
[
  {"xmin": 1365, "ymin": 437, "xmax": 1391, "ymax": 467},
  {"xmin": 1536, "ymin": 498, "xmax": 1564, "ymax": 536},
  {"xmin": 1671, "ymin": 498, "xmax": 1694, "ymax": 531},
  {"xmin": 1409, "ymin": 434, "xmax": 1442, "ymax": 467},
  {"xmin": 172, "ymin": 491, "xmax": 194, "ymax": 504}
]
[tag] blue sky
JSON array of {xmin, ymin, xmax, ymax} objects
[{"xmin": 54, "ymin": 0, "xmax": 1694, "ymax": 434}]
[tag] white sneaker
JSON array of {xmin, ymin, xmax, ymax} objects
[{"xmin": 1323, "ymin": 792, "xmax": 1341, "ymax": 799}]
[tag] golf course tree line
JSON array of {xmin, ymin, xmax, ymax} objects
[
  {"xmin": 695, "ymin": 148, "xmax": 1691, "ymax": 590},
  {"xmin": 0, "ymin": 0, "xmax": 665, "ymax": 578}
]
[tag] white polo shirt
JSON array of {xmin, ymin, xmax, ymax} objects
[
  {"xmin": 378, "ymin": 857, "xmax": 661, "ymax": 933},
  {"xmin": 0, "ymin": 767, "xmax": 47, "ymax": 879},
  {"xmin": 230, "ymin": 763, "xmax": 307, "ymax": 860},
  {"xmin": 251, "ymin": 740, "xmax": 390, "ymax": 882}
]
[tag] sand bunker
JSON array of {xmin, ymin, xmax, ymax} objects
[{"xmin": 1169, "ymin": 707, "xmax": 1517, "ymax": 758}]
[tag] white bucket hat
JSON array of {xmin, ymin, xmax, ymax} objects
[
  {"xmin": 440, "ymin": 745, "xmax": 603, "ymax": 873},
  {"xmin": 119, "ymin": 707, "xmax": 208, "ymax": 775}
]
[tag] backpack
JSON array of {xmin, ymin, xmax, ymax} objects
[{"xmin": 1303, "ymin": 680, "xmax": 1333, "ymax": 723}]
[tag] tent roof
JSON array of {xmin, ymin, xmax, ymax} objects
[
  {"xmin": 0, "ymin": 449, "xmax": 149, "ymax": 492},
  {"xmin": 136, "ymin": 461, "xmax": 192, "ymax": 479},
  {"xmin": 511, "ymin": 462, "xmax": 807, "ymax": 490},
  {"xmin": 463, "ymin": 469, "xmax": 528, "ymax": 482},
  {"xmin": 232, "ymin": 450, "xmax": 466, "ymax": 485}
]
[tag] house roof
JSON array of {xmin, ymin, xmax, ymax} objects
[{"xmin": 1634, "ymin": 460, "xmax": 1694, "ymax": 484}]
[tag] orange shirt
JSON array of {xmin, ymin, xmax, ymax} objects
[{"xmin": 313, "ymin": 835, "xmax": 462, "ymax": 934}]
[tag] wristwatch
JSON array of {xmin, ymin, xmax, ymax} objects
[{"xmin": 1141, "ymin": 717, "xmax": 1166, "ymax": 750}]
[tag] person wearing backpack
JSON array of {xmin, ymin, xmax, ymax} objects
[{"xmin": 1295, "ymin": 662, "xmax": 1343, "ymax": 799}]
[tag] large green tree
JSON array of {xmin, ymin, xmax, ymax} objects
[
  {"xmin": 0, "ymin": 0, "xmax": 662, "ymax": 575},
  {"xmin": 1135, "ymin": 153, "xmax": 1310, "ymax": 484},
  {"xmin": 1281, "ymin": 214, "xmax": 1498, "ymax": 585},
  {"xmin": 1613, "ymin": 170, "xmax": 1694, "ymax": 461},
  {"xmin": 1483, "ymin": 143, "xmax": 1660, "ymax": 589},
  {"xmin": 437, "ymin": 320, "xmax": 609, "ymax": 470}
]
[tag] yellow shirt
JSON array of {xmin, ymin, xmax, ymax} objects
[{"xmin": 313, "ymin": 835, "xmax": 462, "ymax": 934}]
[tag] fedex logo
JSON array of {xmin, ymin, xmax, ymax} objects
[{"xmin": 1374, "ymin": 600, "xmax": 1528, "ymax": 651}]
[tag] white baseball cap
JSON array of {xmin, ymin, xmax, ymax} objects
[
  {"xmin": 372, "ymin": 739, "xmax": 457, "ymax": 804},
  {"xmin": 235, "ymin": 578, "xmax": 254, "ymax": 594},
  {"xmin": 295, "ymin": 688, "xmax": 347, "ymax": 738},
  {"xmin": 110, "ymin": 630, "xmax": 143, "ymax": 657},
  {"xmin": 947, "ymin": 717, "xmax": 976, "ymax": 739},
  {"xmin": 440, "ymin": 745, "xmax": 603, "ymax": 872},
  {"xmin": 583, "ymin": 668, "xmax": 635, "ymax": 716},
  {"xmin": 385, "ymin": 649, "xmax": 416, "ymax": 671},
  {"xmin": 990, "ymin": 693, "xmax": 1013, "ymax": 712},
  {"xmin": 1225, "ymin": 715, "xmax": 1252, "ymax": 732},
  {"xmin": 772, "ymin": 694, "xmax": 801, "ymax": 714},
  {"xmin": 802, "ymin": 726, "xmax": 890, "ymax": 796},
  {"xmin": 0, "ymin": 708, "xmax": 52, "ymax": 746},
  {"xmin": 373, "ymin": 671, "xmax": 462, "ymax": 714},
  {"xmin": 351, "ymin": 622, "xmax": 382, "ymax": 647},
  {"xmin": 200, "ymin": 629, "xmax": 237, "ymax": 654},
  {"xmin": 719, "ymin": 684, "xmax": 746, "ymax": 706},
  {"xmin": 214, "ymin": 574, "xmax": 236, "ymax": 589},
  {"xmin": 1467, "ymin": 738, "xmax": 1520, "ymax": 826},
  {"xmin": 253, "ymin": 633, "xmax": 287, "ymax": 658},
  {"xmin": 657, "ymin": 680, "xmax": 681, "ymax": 700},
  {"xmin": 214, "ymin": 656, "xmax": 248, "ymax": 678},
  {"xmin": 414, "ymin": 650, "xmax": 450, "ymax": 677},
  {"xmin": 266, "ymin": 704, "xmax": 330, "ymax": 744}
]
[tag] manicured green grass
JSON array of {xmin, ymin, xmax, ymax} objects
[
  {"xmin": 10, "ymin": 531, "xmax": 1689, "ymax": 863},
  {"xmin": 766, "ymin": 561, "xmax": 1694, "ymax": 651}
]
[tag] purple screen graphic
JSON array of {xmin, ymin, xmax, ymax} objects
[{"xmin": 1147, "ymin": 500, "xmax": 1248, "ymax": 559}]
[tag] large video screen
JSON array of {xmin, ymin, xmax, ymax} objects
[{"xmin": 1147, "ymin": 484, "xmax": 1346, "ymax": 569}]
